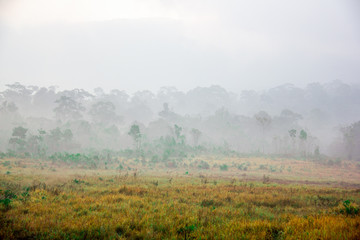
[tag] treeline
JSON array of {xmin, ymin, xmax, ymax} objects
[{"xmin": 0, "ymin": 81, "xmax": 359, "ymax": 161}]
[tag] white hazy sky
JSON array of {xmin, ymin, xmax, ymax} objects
[{"xmin": 0, "ymin": 0, "xmax": 359, "ymax": 93}]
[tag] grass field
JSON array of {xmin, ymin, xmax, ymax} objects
[{"xmin": 1, "ymin": 157, "xmax": 360, "ymax": 239}]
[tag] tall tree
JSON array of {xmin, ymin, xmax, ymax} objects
[
  {"xmin": 0, "ymin": 101, "xmax": 18, "ymax": 113},
  {"xmin": 9, "ymin": 126, "xmax": 28, "ymax": 153},
  {"xmin": 288, "ymin": 129, "xmax": 297, "ymax": 155},
  {"xmin": 190, "ymin": 128, "xmax": 202, "ymax": 146},
  {"xmin": 254, "ymin": 111, "xmax": 272, "ymax": 153},
  {"xmin": 159, "ymin": 103, "xmax": 179, "ymax": 121},
  {"xmin": 54, "ymin": 96, "xmax": 85, "ymax": 122},
  {"xmin": 26, "ymin": 130, "xmax": 48, "ymax": 158},
  {"xmin": 128, "ymin": 124, "xmax": 142, "ymax": 153},
  {"xmin": 89, "ymin": 101, "xmax": 122, "ymax": 125},
  {"xmin": 341, "ymin": 121, "xmax": 360, "ymax": 160},
  {"xmin": 174, "ymin": 124, "xmax": 185, "ymax": 144},
  {"xmin": 299, "ymin": 129, "xmax": 308, "ymax": 158}
]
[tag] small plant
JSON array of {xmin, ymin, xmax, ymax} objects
[
  {"xmin": 339, "ymin": 200, "xmax": 359, "ymax": 216},
  {"xmin": 177, "ymin": 224, "xmax": 196, "ymax": 240},
  {"xmin": 73, "ymin": 179, "xmax": 84, "ymax": 184},
  {"xmin": 0, "ymin": 190, "xmax": 17, "ymax": 211},
  {"xmin": 20, "ymin": 189, "xmax": 31, "ymax": 202},
  {"xmin": 0, "ymin": 198, "xmax": 11, "ymax": 210}
]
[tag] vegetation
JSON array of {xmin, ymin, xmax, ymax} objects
[
  {"xmin": 0, "ymin": 156, "xmax": 359, "ymax": 239},
  {"xmin": 1, "ymin": 82, "xmax": 360, "ymax": 161},
  {"xmin": 1, "ymin": 82, "xmax": 360, "ymax": 239}
]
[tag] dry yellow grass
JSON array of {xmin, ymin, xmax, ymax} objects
[{"xmin": 1, "ymin": 157, "xmax": 360, "ymax": 239}]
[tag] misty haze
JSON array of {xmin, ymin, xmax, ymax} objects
[{"xmin": 0, "ymin": 1, "xmax": 360, "ymax": 239}]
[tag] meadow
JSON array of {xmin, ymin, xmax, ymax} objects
[{"xmin": 1, "ymin": 157, "xmax": 360, "ymax": 239}]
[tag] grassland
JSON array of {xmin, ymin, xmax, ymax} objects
[{"xmin": 1, "ymin": 157, "xmax": 360, "ymax": 239}]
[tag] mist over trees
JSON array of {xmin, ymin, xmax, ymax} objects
[{"xmin": 0, "ymin": 80, "xmax": 359, "ymax": 161}]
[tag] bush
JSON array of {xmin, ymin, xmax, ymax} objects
[
  {"xmin": 2, "ymin": 161, "xmax": 10, "ymax": 167},
  {"xmin": 258, "ymin": 164, "xmax": 267, "ymax": 170},
  {"xmin": 198, "ymin": 161, "xmax": 210, "ymax": 169},
  {"xmin": 177, "ymin": 225, "xmax": 196, "ymax": 239},
  {"xmin": 73, "ymin": 179, "xmax": 85, "ymax": 184},
  {"xmin": 219, "ymin": 164, "xmax": 228, "ymax": 171},
  {"xmin": 237, "ymin": 162, "xmax": 248, "ymax": 171},
  {"xmin": 338, "ymin": 200, "xmax": 359, "ymax": 216},
  {"xmin": 0, "ymin": 189, "xmax": 17, "ymax": 211}
]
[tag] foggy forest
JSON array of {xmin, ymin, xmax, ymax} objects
[
  {"xmin": 1, "ymin": 80, "xmax": 360, "ymax": 161},
  {"xmin": 1, "ymin": 1, "xmax": 360, "ymax": 239}
]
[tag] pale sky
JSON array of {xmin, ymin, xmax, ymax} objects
[{"xmin": 0, "ymin": 0, "xmax": 359, "ymax": 93}]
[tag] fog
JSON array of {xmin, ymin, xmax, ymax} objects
[
  {"xmin": 0, "ymin": 1, "xmax": 360, "ymax": 161},
  {"xmin": 0, "ymin": 81, "xmax": 359, "ymax": 162},
  {"xmin": 1, "ymin": 0, "xmax": 360, "ymax": 93},
  {"xmin": 1, "ymin": 2, "xmax": 360, "ymax": 238}
]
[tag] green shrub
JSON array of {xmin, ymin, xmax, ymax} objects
[
  {"xmin": 72, "ymin": 179, "xmax": 85, "ymax": 184},
  {"xmin": 339, "ymin": 200, "xmax": 359, "ymax": 216},
  {"xmin": 0, "ymin": 190, "xmax": 17, "ymax": 210},
  {"xmin": 2, "ymin": 161, "xmax": 10, "ymax": 167},
  {"xmin": 219, "ymin": 164, "xmax": 228, "ymax": 171},
  {"xmin": 177, "ymin": 225, "xmax": 196, "ymax": 239}
]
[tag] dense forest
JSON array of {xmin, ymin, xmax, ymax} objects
[{"xmin": 1, "ymin": 80, "xmax": 359, "ymax": 163}]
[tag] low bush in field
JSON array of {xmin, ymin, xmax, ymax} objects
[
  {"xmin": 337, "ymin": 200, "xmax": 359, "ymax": 216},
  {"xmin": 219, "ymin": 164, "xmax": 228, "ymax": 171},
  {"xmin": 197, "ymin": 160, "xmax": 210, "ymax": 169}
]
